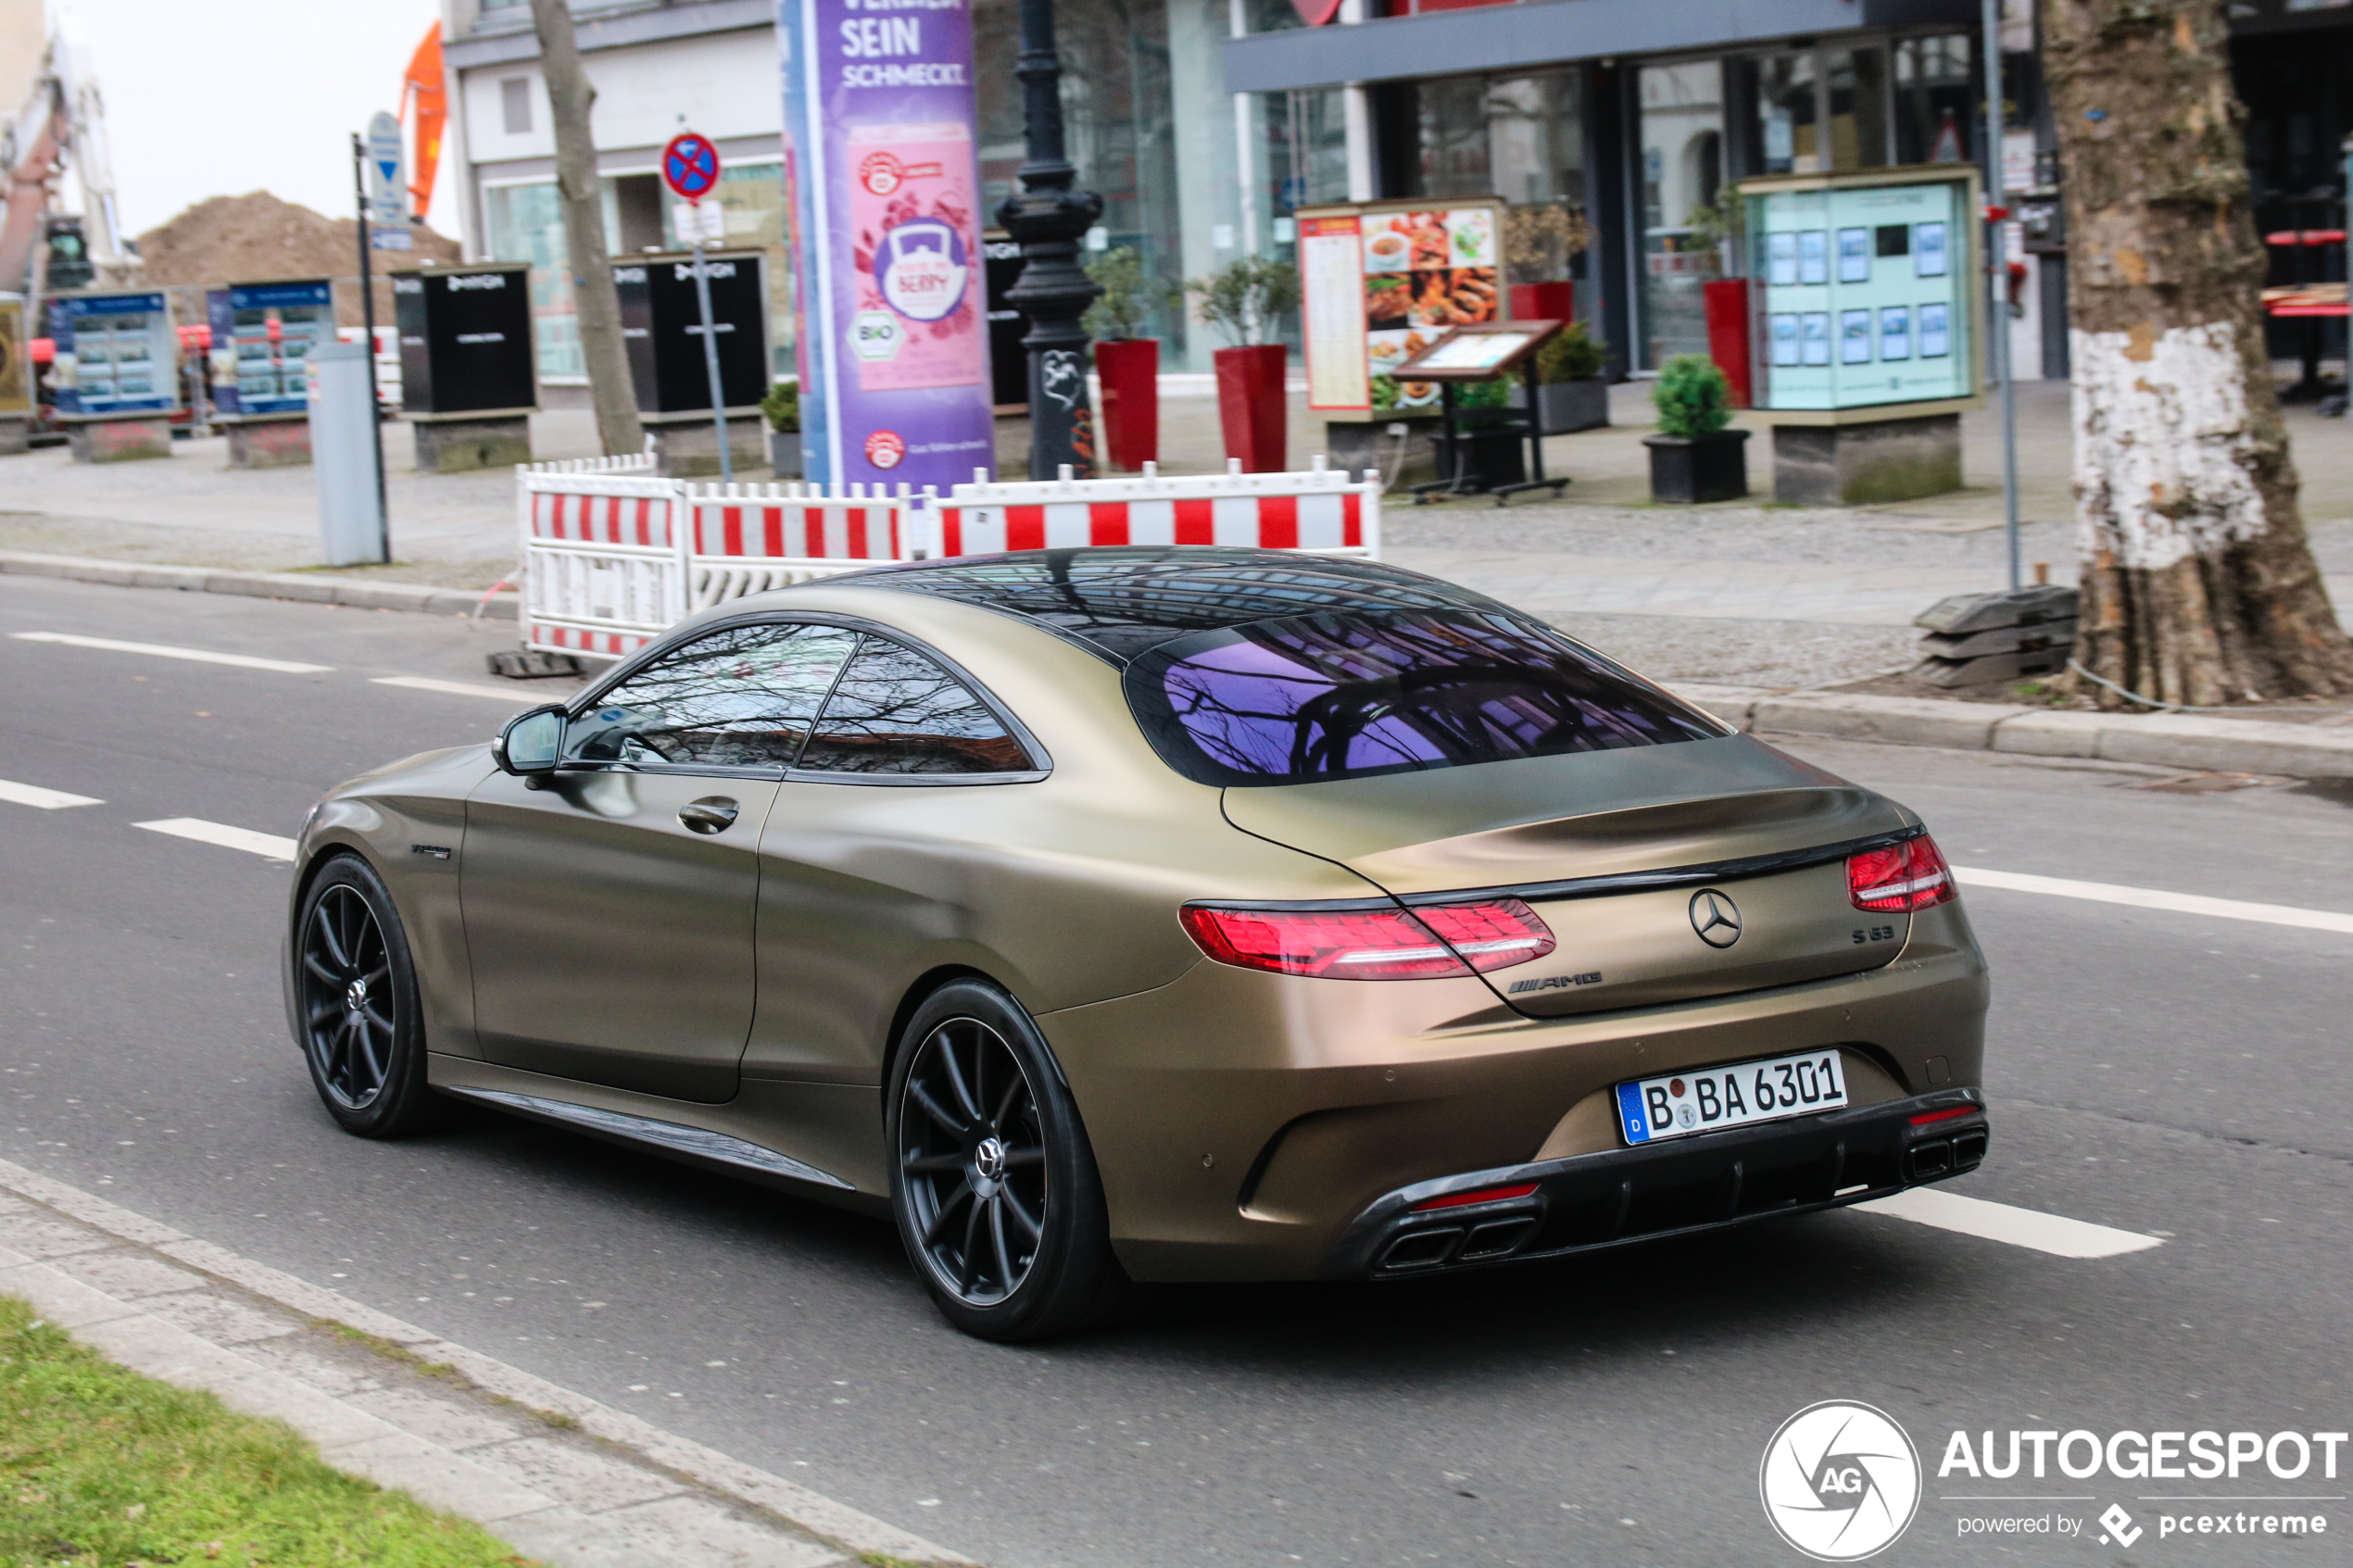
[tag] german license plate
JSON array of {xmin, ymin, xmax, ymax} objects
[{"xmin": 1616, "ymin": 1049, "xmax": 1848, "ymax": 1145}]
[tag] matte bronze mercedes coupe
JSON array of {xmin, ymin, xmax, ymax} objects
[{"xmin": 285, "ymin": 548, "xmax": 1990, "ymax": 1339}]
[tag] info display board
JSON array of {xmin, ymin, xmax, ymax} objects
[
  {"xmin": 44, "ymin": 290, "xmax": 179, "ymax": 417},
  {"xmin": 777, "ymin": 0, "xmax": 995, "ymax": 488},
  {"xmin": 614, "ymin": 251, "xmax": 771, "ymax": 414},
  {"xmin": 1743, "ymin": 168, "xmax": 1981, "ymax": 412},
  {"xmin": 1293, "ymin": 196, "xmax": 1508, "ymax": 418},
  {"xmin": 390, "ymin": 264, "xmax": 537, "ymax": 416},
  {"xmin": 206, "ymin": 279, "xmax": 333, "ymax": 418}
]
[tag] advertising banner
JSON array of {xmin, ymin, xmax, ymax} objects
[
  {"xmin": 206, "ymin": 280, "xmax": 333, "ymax": 419},
  {"xmin": 777, "ymin": 0, "xmax": 995, "ymax": 489},
  {"xmin": 44, "ymin": 291, "xmax": 179, "ymax": 417},
  {"xmin": 1292, "ymin": 196, "xmax": 1507, "ymax": 420}
]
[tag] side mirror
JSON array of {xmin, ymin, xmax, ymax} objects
[{"xmin": 495, "ymin": 704, "xmax": 566, "ymax": 777}]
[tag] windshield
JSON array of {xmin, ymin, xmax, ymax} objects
[{"xmin": 1124, "ymin": 609, "xmax": 1727, "ymax": 786}]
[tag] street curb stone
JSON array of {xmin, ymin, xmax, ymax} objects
[
  {"xmin": 0, "ymin": 1158, "xmax": 980, "ymax": 1568},
  {"xmin": 1674, "ymin": 683, "xmax": 2353, "ymax": 779},
  {"xmin": 0, "ymin": 548, "xmax": 520, "ymax": 621}
]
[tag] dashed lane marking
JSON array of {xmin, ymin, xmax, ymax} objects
[
  {"xmin": 371, "ymin": 675, "xmax": 538, "ymax": 702},
  {"xmin": 1954, "ymin": 865, "xmax": 2353, "ymax": 935},
  {"xmin": 1857, "ymin": 1187, "xmax": 2164, "ymax": 1259},
  {"xmin": 0, "ymin": 779, "xmax": 103, "ymax": 809},
  {"xmin": 133, "ymin": 818, "xmax": 300, "ymax": 861},
  {"xmin": 11, "ymin": 631, "xmax": 333, "ymax": 674}
]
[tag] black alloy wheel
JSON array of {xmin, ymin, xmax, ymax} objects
[
  {"xmin": 899, "ymin": 1017, "xmax": 1049, "ymax": 1305},
  {"xmin": 293, "ymin": 855, "xmax": 441, "ymax": 1137},
  {"xmin": 887, "ymin": 980, "xmax": 1145, "ymax": 1340}
]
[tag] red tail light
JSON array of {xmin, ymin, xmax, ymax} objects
[
  {"xmin": 1180, "ymin": 898, "xmax": 1555, "ymax": 981},
  {"xmin": 1847, "ymin": 834, "xmax": 1957, "ymax": 912}
]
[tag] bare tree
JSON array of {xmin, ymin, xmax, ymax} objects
[
  {"xmin": 529, "ymin": 0, "xmax": 641, "ymax": 458},
  {"xmin": 2044, "ymin": 0, "xmax": 2353, "ymax": 707}
]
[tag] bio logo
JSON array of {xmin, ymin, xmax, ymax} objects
[
  {"xmin": 851, "ymin": 310, "xmax": 903, "ymax": 362},
  {"xmin": 1760, "ymin": 1401, "xmax": 1921, "ymax": 1561},
  {"xmin": 871, "ymin": 218, "xmax": 969, "ymax": 323}
]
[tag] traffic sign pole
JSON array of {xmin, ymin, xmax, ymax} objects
[{"xmin": 663, "ymin": 130, "xmax": 732, "ymax": 483}]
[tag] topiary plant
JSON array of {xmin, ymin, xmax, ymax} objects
[
  {"xmin": 1534, "ymin": 321, "xmax": 1604, "ymax": 384},
  {"xmin": 761, "ymin": 379, "xmax": 799, "ymax": 433},
  {"xmin": 1652, "ymin": 354, "xmax": 1731, "ymax": 439}
]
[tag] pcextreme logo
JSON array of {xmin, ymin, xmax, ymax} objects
[{"xmin": 1760, "ymin": 1401, "xmax": 1923, "ymax": 1561}]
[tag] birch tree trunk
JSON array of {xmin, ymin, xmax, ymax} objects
[
  {"xmin": 530, "ymin": 0, "xmax": 642, "ymax": 459},
  {"xmin": 2043, "ymin": 0, "xmax": 2353, "ymax": 706}
]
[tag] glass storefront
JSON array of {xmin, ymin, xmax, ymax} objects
[
  {"xmin": 483, "ymin": 181, "xmax": 581, "ymax": 382},
  {"xmin": 1637, "ymin": 61, "xmax": 1725, "ymax": 369}
]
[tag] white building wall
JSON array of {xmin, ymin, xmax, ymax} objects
[{"xmin": 459, "ymin": 29, "xmax": 782, "ymax": 170}]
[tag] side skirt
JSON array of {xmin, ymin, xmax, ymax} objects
[{"xmin": 441, "ymin": 1085, "xmax": 854, "ymax": 1190}]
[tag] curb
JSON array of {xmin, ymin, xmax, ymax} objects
[
  {"xmin": 1674, "ymin": 684, "xmax": 2353, "ymax": 781},
  {"xmin": 0, "ymin": 549, "xmax": 520, "ymax": 621},
  {"xmin": 0, "ymin": 1156, "xmax": 978, "ymax": 1568}
]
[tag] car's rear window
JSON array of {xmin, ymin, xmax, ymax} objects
[{"xmin": 1123, "ymin": 609, "xmax": 1728, "ymax": 786}]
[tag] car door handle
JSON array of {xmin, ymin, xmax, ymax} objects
[{"xmin": 678, "ymin": 797, "xmax": 740, "ymax": 834}]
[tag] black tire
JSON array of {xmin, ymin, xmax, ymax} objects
[
  {"xmin": 293, "ymin": 854, "xmax": 443, "ymax": 1137},
  {"xmin": 886, "ymin": 980, "xmax": 1146, "ymax": 1341}
]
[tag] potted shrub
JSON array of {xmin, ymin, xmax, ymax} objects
[
  {"xmin": 1521, "ymin": 321, "xmax": 1608, "ymax": 435},
  {"xmin": 761, "ymin": 380, "xmax": 801, "ymax": 479},
  {"xmin": 1642, "ymin": 354, "xmax": 1748, "ymax": 504},
  {"xmin": 1086, "ymin": 246, "xmax": 1168, "ymax": 472},
  {"xmin": 1186, "ymin": 256, "xmax": 1298, "ymax": 473}
]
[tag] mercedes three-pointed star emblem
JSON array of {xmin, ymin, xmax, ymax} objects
[{"xmin": 1689, "ymin": 888, "xmax": 1743, "ymax": 947}]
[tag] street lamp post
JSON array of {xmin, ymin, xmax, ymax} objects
[{"xmin": 997, "ymin": 0, "xmax": 1102, "ymax": 479}]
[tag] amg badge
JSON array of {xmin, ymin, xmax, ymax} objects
[{"xmin": 1508, "ymin": 971, "xmax": 1604, "ymax": 994}]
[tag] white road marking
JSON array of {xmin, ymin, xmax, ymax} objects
[
  {"xmin": 10, "ymin": 631, "xmax": 333, "ymax": 674},
  {"xmin": 1857, "ymin": 1187, "xmax": 2163, "ymax": 1259},
  {"xmin": 371, "ymin": 675, "xmax": 537, "ymax": 702},
  {"xmin": 1954, "ymin": 865, "xmax": 2353, "ymax": 935},
  {"xmin": 0, "ymin": 779, "xmax": 103, "ymax": 809},
  {"xmin": 134, "ymin": 818, "xmax": 300, "ymax": 861}
]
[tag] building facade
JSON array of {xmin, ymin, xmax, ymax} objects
[{"xmin": 439, "ymin": 0, "xmax": 2348, "ymax": 394}]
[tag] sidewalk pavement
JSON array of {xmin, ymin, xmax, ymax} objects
[{"xmin": 0, "ymin": 1157, "xmax": 975, "ymax": 1568}]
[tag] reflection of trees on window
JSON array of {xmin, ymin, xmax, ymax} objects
[
  {"xmin": 566, "ymin": 624, "xmax": 856, "ymax": 767},
  {"xmin": 800, "ymin": 638, "xmax": 1031, "ymax": 775},
  {"xmin": 1143, "ymin": 611, "xmax": 1720, "ymax": 784}
]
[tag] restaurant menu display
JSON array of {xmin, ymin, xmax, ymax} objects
[
  {"xmin": 1746, "ymin": 173, "xmax": 1974, "ymax": 411},
  {"xmin": 1295, "ymin": 197, "xmax": 1507, "ymax": 416},
  {"xmin": 45, "ymin": 291, "xmax": 180, "ymax": 417},
  {"xmin": 207, "ymin": 280, "xmax": 333, "ymax": 418}
]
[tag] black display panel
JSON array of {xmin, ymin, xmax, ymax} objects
[
  {"xmin": 613, "ymin": 251, "xmax": 770, "ymax": 414},
  {"xmin": 392, "ymin": 265, "xmax": 536, "ymax": 415},
  {"xmin": 983, "ymin": 232, "xmax": 1026, "ymax": 408}
]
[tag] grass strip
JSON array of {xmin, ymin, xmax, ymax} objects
[{"xmin": 0, "ymin": 1294, "xmax": 536, "ymax": 1566}]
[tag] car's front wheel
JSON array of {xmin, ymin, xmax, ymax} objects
[
  {"xmin": 294, "ymin": 854, "xmax": 442, "ymax": 1137},
  {"xmin": 887, "ymin": 980, "xmax": 1142, "ymax": 1341}
]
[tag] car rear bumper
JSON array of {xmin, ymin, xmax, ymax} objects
[{"xmin": 1318, "ymin": 1088, "xmax": 1988, "ymax": 1280}]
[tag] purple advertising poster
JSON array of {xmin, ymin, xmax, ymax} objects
[{"xmin": 777, "ymin": 0, "xmax": 996, "ymax": 491}]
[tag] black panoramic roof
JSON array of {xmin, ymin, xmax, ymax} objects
[{"xmin": 843, "ymin": 546, "xmax": 1523, "ymax": 665}]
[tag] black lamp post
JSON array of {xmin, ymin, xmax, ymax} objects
[{"xmin": 996, "ymin": 0, "xmax": 1102, "ymax": 479}]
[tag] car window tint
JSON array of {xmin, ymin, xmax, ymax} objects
[
  {"xmin": 798, "ymin": 637, "xmax": 1031, "ymax": 775},
  {"xmin": 565, "ymin": 622, "xmax": 858, "ymax": 768},
  {"xmin": 1124, "ymin": 609, "xmax": 1727, "ymax": 786}
]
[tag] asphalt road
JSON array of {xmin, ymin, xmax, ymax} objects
[{"xmin": 4, "ymin": 572, "xmax": 2349, "ymax": 1568}]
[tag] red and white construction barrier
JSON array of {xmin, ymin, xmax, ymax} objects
[
  {"xmin": 929, "ymin": 458, "xmax": 1381, "ymax": 559},
  {"xmin": 517, "ymin": 454, "xmax": 1384, "ymax": 660}
]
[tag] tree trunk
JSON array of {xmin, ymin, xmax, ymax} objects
[
  {"xmin": 2044, "ymin": 0, "xmax": 2353, "ymax": 706},
  {"xmin": 530, "ymin": 0, "xmax": 641, "ymax": 458}
]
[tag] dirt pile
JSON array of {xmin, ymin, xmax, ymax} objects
[{"xmin": 132, "ymin": 192, "xmax": 464, "ymax": 326}]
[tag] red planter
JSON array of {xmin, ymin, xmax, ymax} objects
[
  {"xmin": 1703, "ymin": 278, "xmax": 1754, "ymax": 408},
  {"xmin": 1095, "ymin": 338, "xmax": 1160, "ymax": 470},
  {"xmin": 1508, "ymin": 282, "xmax": 1574, "ymax": 323},
  {"xmin": 1214, "ymin": 344, "xmax": 1287, "ymax": 473}
]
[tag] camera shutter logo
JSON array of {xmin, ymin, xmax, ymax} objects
[{"xmin": 1759, "ymin": 1400, "xmax": 1920, "ymax": 1561}]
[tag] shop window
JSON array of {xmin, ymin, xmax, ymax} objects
[
  {"xmin": 1385, "ymin": 70, "xmax": 1585, "ymax": 205},
  {"xmin": 1745, "ymin": 54, "xmax": 1818, "ymax": 175},
  {"xmin": 1826, "ymin": 47, "xmax": 1890, "ymax": 170},
  {"xmin": 482, "ymin": 181, "xmax": 582, "ymax": 381},
  {"xmin": 1637, "ymin": 60, "xmax": 1726, "ymax": 370},
  {"xmin": 1894, "ymin": 35, "xmax": 1975, "ymax": 166}
]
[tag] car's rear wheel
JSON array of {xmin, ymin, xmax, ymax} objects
[
  {"xmin": 295, "ymin": 855, "xmax": 441, "ymax": 1137},
  {"xmin": 887, "ymin": 980, "xmax": 1142, "ymax": 1341}
]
